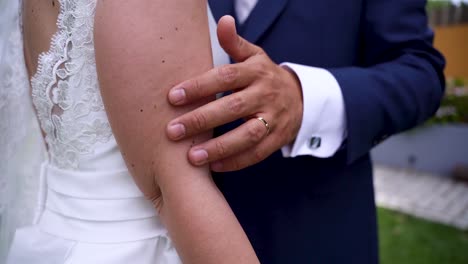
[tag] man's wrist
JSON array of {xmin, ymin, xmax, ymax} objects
[
  {"xmin": 280, "ymin": 62, "xmax": 347, "ymax": 158},
  {"xmin": 281, "ymin": 64, "xmax": 303, "ymax": 102}
]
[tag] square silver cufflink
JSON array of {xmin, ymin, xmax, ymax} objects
[{"xmin": 309, "ymin": 137, "xmax": 321, "ymax": 149}]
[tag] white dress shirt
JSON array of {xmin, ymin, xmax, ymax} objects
[{"xmin": 212, "ymin": 0, "xmax": 347, "ymax": 158}]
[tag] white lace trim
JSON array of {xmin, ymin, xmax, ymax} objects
[{"xmin": 31, "ymin": 0, "xmax": 112, "ymax": 170}]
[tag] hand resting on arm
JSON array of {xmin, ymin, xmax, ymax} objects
[{"xmin": 94, "ymin": 1, "xmax": 259, "ymax": 263}]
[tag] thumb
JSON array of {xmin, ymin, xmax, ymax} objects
[{"xmin": 217, "ymin": 15, "xmax": 263, "ymax": 62}]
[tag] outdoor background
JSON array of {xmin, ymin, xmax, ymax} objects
[
  {"xmin": 0, "ymin": 1, "xmax": 467, "ymax": 264},
  {"xmin": 372, "ymin": 0, "xmax": 468, "ymax": 263}
]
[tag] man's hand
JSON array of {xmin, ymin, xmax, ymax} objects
[{"xmin": 166, "ymin": 16, "xmax": 303, "ymax": 172}]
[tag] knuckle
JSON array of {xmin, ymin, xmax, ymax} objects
[
  {"xmin": 259, "ymin": 59, "xmax": 269, "ymax": 69},
  {"xmin": 192, "ymin": 112, "xmax": 208, "ymax": 131},
  {"xmin": 226, "ymin": 94, "xmax": 245, "ymax": 114},
  {"xmin": 187, "ymin": 79, "xmax": 202, "ymax": 98},
  {"xmin": 214, "ymin": 140, "xmax": 228, "ymax": 157},
  {"xmin": 263, "ymin": 89, "xmax": 277, "ymax": 102},
  {"xmin": 231, "ymin": 158, "xmax": 243, "ymax": 171},
  {"xmin": 217, "ymin": 65, "xmax": 238, "ymax": 84},
  {"xmin": 237, "ymin": 37, "xmax": 247, "ymax": 51},
  {"xmin": 256, "ymin": 63, "xmax": 274, "ymax": 80},
  {"xmin": 247, "ymin": 122, "xmax": 266, "ymax": 143},
  {"xmin": 265, "ymin": 68, "xmax": 276, "ymax": 81},
  {"xmin": 253, "ymin": 149, "xmax": 264, "ymax": 163}
]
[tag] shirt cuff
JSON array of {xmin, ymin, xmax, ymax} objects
[{"xmin": 280, "ymin": 63, "xmax": 347, "ymax": 158}]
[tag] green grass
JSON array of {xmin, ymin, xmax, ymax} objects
[
  {"xmin": 378, "ymin": 208, "xmax": 468, "ymax": 264},
  {"xmin": 427, "ymin": 0, "xmax": 453, "ymax": 11}
]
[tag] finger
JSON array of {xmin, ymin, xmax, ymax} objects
[
  {"xmin": 168, "ymin": 63, "xmax": 256, "ymax": 106},
  {"xmin": 210, "ymin": 132, "xmax": 279, "ymax": 172},
  {"xmin": 217, "ymin": 15, "xmax": 264, "ymax": 62},
  {"xmin": 187, "ymin": 116, "xmax": 269, "ymax": 166},
  {"xmin": 167, "ymin": 89, "xmax": 261, "ymax": 140}
]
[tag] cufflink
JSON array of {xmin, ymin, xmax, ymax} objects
[{"xmin": 309, "ymin": 137, "xmax": 321, "ymax": 149}]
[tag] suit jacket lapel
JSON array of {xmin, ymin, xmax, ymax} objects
[
  {"xmin": 208, "ymin": 0, "xmax": 235, "ymax": 22},
  {"xmin": 240, "ymin": 0, "xmax": 289, "ymax": 44}
]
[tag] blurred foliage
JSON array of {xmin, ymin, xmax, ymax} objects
[
  {"xmin": 427, "ymin": 95, "xmax": 468, "ymax": 124},
  {"xmin": 427, "ymin": 78, "xmax": 468, "ymax": 124},
  {"xmin": 453, "ymin": 78, "xmax": 465, "ymax": 87},
  {"xmin": 427, "ymin": 0, "xmax": 453, "ymax": 11},
  {"xmin": 378, "ymin": 208, "xmax": 468, "ymax": 264}
]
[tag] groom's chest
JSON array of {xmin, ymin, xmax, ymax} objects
[{"xmin": 210, "ymin": 0, "xmax": 363, "ymax": 66}]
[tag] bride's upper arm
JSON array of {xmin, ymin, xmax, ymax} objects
[
  {"xmin": 94, "ymin": 0, "xmax": 213, "ymax": 199},
  {"xmin": 94, "ymin": 5, "xmax": 261, "ymax": 263}
]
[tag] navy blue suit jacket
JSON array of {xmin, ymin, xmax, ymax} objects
[{"xmin": 209, "ymin": 1, "xmax": 445, "ymax": 263}]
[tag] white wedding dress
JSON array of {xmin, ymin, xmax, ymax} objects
[{"xmin": 1, "ymin": 0, "xmax": 229, "ymax": 263}]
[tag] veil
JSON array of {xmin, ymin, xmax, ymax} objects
[{"xmin": 0, "ymin": 0, "xmax": 45, "ymax": 261}]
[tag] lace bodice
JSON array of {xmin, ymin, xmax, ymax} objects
[
  {"xmin": 31, "ymin": 0, "xmax": 113, "ymax": 170},
  {"xmin": 1, "ymin": 2, "xmax": 226, "ymax": 262}
]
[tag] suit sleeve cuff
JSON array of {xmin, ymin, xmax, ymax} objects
[{"xmin": 280, "ymin": 63, "xmax": 347, "ymax": 158}]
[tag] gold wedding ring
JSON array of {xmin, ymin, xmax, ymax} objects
[{"xmin": 256, "ymin": 117, "xmax": 271, "ymax": 135}]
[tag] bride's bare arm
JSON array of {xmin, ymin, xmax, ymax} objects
[{"xmin": 94, "ymin": 1, "xmax": 258, "ymax": 263}]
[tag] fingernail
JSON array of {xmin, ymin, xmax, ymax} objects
[
  {"xmin": 211, "ymin": 162, "xmax": 223, "ymax": 171},
  {"xmin": 167, "ymin": 123, "xmax": 186, "ymax": 139},
  {"xmin": 190, "ymin": 149, "xmax": 208, "ymax": 165},
  {"xmin": 169, "ymin": 88, "xmax": 186, "ymax": 105}
]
